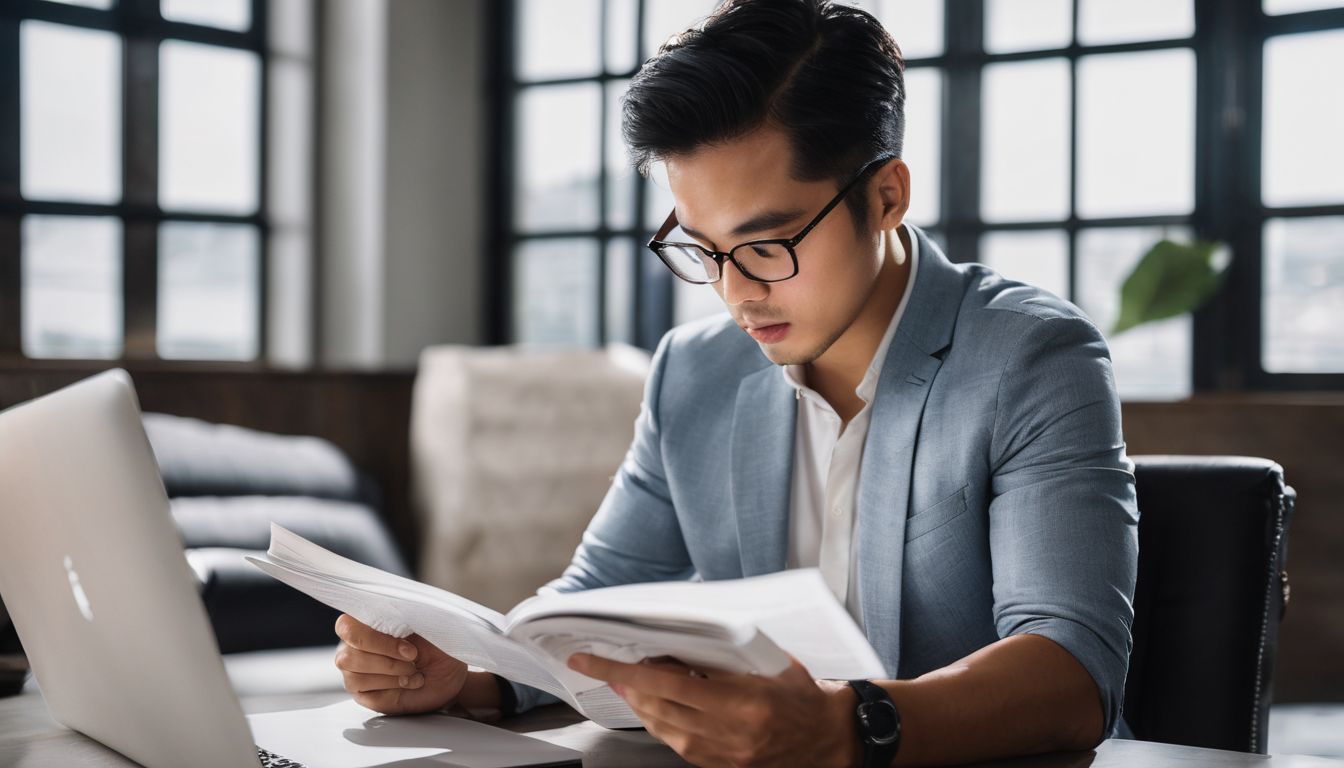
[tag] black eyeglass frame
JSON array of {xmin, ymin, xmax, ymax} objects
[{"xmin": 646, "ymin": 154, "xmax": 897, "ymax": 285}]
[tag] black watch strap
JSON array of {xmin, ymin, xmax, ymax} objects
[
  {"xmin": 492, "ymin": 673, "xmax": 518, "ymax": 717},
  {"xmin": 847, "ymin": 679, "xmax": 901, "ymax": 768}
]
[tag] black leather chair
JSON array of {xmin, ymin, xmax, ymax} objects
[{"xmin": 1124, "ymin": 456, "xmax": 1296, "ymax": 754}]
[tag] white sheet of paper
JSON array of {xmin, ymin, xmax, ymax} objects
[{"xmin": 247, "ymin": 700, "xmax": 583, "ymax": 768}]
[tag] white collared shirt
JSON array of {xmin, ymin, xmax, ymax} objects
[{"xmin": 783, "ymin": 224, "xmax": 920, "ymax": 628}]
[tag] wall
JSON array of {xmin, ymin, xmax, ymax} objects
[
  {"xmin": 383, "ymin": 0, "xmax": 485, "ymax": 364},
  {"xmin": 319, "ymin": 0, "xmax": 486, "ymax": 369}
]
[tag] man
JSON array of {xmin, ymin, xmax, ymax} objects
[{"xmin": 332, "ymin": 1, "xmax": 1139, "ymax": 765}]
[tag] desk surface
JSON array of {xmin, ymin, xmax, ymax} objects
[{"xmin": 2, "ymin": 648, "xmax": 1342, "ymax": 768}]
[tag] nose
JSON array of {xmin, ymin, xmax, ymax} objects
[{"xmin": 718, "ymin": 257, "xmax": 767, "ymax": 306}]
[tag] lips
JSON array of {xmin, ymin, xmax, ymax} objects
[{"xmin": 745, "ymin": 322, "xmax": 791, "ymax": 344}]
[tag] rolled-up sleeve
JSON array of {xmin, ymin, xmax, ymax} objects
[{"xmin": 987, "ymin": 315, "xmax": 1140, "ymax": 737}]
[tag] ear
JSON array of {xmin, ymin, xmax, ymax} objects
[{"xmin": 870, "ymin": 158, "xmax": 910, "ymax": 232}]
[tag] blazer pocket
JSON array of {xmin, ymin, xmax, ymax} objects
[{"xmin": 904, "ymin": 485, "xmax": 970, "ymax": 542}]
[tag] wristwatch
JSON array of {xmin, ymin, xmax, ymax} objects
[{"xmin": 847, "ymin": 679, "xmax": 901, "ymax": 768}]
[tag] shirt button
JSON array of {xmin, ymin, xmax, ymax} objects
[{"xmin": 831, "ymin": 505, "xmax": 844, "ymax": 517}]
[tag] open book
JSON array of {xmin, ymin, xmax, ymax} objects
[{"xmin": 245, "ymin": 524, "xmax": 886, "ymax": 729}]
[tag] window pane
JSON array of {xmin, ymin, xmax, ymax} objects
[
  {"xmin": 21, "ymin": 216, "xmax": 122, "ymax": 359},
  {"xmin": 161, "ymin": 0, "xmax": 250, "ymax": 31},
  {"xmin": 1265, "ymin": 0, "xmax": 1344, "ymax": 13},
  {"xmin": 1077, "ymin": 0, "xmax": 1193, "ymax": 45},
  {"xmin": 1263, "ymin": 30, "xmax": 1344, "ymax": 207},
  {"xmin": 1263, "ymin": 217, "xmax": 1344, "ymax": 373},
  {"xmin": 157, "ymin": 222, "xmax": 260, "ymax": 360},
  {"xmin": 513, "ymin": 238, "xmax": 600, "ymax": 345},
  {"xmin": 20, "ymin": 22, "xmax": 121, "ymax": 204},
  {"xmin": 160, "ymin": 41, "xmax": 260, "ymax": 214},
  {"xmin": 642, "ymin": 0, "xmax": 717, "ymax": 60},
  {"xmin": 607, "ymin": 0, "xmax": 639, "ymax": 73},
  {"xmin": 606, "ymin": 239, "xmax": 636, "ymax": 344},
  {"xmin": 903, "ymin": 67, "xmax": 942, "ymax": 227},
  {"xmin": 607, "ymin": 79, "xmax": 635, "ymax": 230},
  {"xmin": 515, "ymin": 84, "xmax": 601, "ymax": 232},
  {"xmin": 1077, "ymin": 50, "xmax": 1194, "ymax": 218},
  {"xmin": 868, "ymin": 0, "xmax": 944, "ymax": 59},
  {"xmin": 515, "ymin": 0, "xmax": 600, "ymax": 81},
  {"xmin": 982, "ymin": 58, "xmax": 1070, "ymax": 222},
  {"xmin": 979, "ymin": 230, "xmax": 1070, "ymax": 300},
  {"xmin": 1076, "ymin": 226, "xmax": 1192, "ymax": 400},
  {"xmin": 985, "ymin": 0, "xmax": 1072, "ymax": 53}
]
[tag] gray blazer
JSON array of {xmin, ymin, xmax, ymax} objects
[{"xmin": 518, "ymin": 226, "xmax": 1139, "ymax": 736}]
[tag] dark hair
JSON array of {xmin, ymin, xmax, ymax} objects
[{"xmin": 621, "ymin": 0, "xmax": 906, "ymax": 223}]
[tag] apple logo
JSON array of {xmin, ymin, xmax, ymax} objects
[{"xmin": 63, "ymin": 556, "xmax": 94, "ymax": 623}]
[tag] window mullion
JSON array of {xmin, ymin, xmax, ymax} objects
[
  {"xmin": 1, "ymin": 14, "xmax": 20, "ymax": 357},
  {"xmin": 122, "ymin": 24, "xmax": 159, "ymax": 359},
  {"xmin": 632, "ymin": 0, "xmax": 672, "ymax": 351},
  {"xmin": 942, "ymin": 0, "xmax": 983, "ymax": 262},
  {"xmin": 486, "ymin": 0, "xmax": 514, "ymax": 345},
  {"xmin": 1191, "ymin": 0, "xmax": 1259, "ymax": 391},
  {"xmin": 596, "ymin": 0, "xmax": 610, "ymax": 345},
  {"xmin": 254, "ymin": 0, "xmax": 269, "ymax": 361}
]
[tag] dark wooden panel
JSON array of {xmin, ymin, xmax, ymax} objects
[
  {"xmin": 1123, "ymin": 396, "xmax": 1344, "ymax": 703},
  {"xmin": 0, "ymin": 364, "xmax": 418, "ymax": 570}
]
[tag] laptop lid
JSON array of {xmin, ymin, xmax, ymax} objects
[{"xmin": 0, "ymin": 370, "xmax": 259, "ymax": 768}]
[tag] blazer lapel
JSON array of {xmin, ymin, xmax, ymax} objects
[
  {"xmin": 731, "ymin": 364, "xmax": 797, "ymax": 577},
  {"xmin": 856, "ymin": 224, "xmax": 963, "ymax": 677},
  {"xmin": 856, "ymin": 338, "xmax": 943, "ymax": 676}
]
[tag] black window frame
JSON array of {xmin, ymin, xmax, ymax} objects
[
  {"xmin": 1194, "ymin": 0, "xmax": 1344, "ymax": 391},
  {"xmin": 487, "ymin": 0, "xmax": 673, "ymax": 351},
  {"xmin": 0, "ymin": 0, "xmax": 270, "ymax": 366},
  {"xmin": 489, "ymin": 0, "xmax": 1344, "ymax": 393}
]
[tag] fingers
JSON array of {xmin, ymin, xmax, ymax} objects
[
  {"xmin": 334, "ymin": 643, "xmax": 419, "ymax": 678},
  {"xmin": 568, "ymin": 653, "xmax": 730, "ymax": 711},
  {"xmin": 342, "ymin": 671, "xmax": 426, "ymax": 694},
  {"xmin": 334, "ymin": 614, "xmax": 418, "ymax": 662},
  {"xmin": 619, "ymin": 686, "xmax": 707, "ymax": 735}
]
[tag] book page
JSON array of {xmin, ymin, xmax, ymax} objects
[
  {"xmin": 506, "ymin": 569, "xmax": 886, "ymax": 681},
  {"xmin": 247, "ymin": 528, "xmax": 643, "ymax": 727},
  {"xmin": 266, "ymin": 523, "xmax": 508, "ymax": 630},
  {"xmin": 244, "ymin": 554, "xmax": 565, "ymax": 698}
]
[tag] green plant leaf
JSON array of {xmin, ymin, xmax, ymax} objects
[{"xmin": 1112, "ymin": 239, "xmax": 1228, "ymax": 336}]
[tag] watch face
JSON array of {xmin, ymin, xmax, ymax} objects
[{"xmin": 859, "ymin": 700, "xmax": 900, "ymax": 745}]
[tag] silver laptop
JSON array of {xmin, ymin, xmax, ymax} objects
[{"xmin": 0, "ymin": 370, "xmax": 582, "ymax": 768}]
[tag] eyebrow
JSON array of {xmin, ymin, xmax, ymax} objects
[{"xmin": 679, "ymin": 208, "xmax": 810, "ymax": 245}]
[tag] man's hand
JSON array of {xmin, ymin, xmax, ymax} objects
[
  {"xmin": 333, "ymin": 614, "xmax": 470, "ymax": 715},
  {"xmin": 569, "ymin": 652, "xmax": 859, "ymax": 768}
]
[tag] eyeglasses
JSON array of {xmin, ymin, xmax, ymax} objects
[{"xmin": 646, "ymin": 154, "xmax": 895, "ymax": 285}]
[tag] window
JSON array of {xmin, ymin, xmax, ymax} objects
[
  {"xmin": 496, "ymin": 0, "xmax": 721, "ymax": 350},
  {"xmin": 977, "ymin": 2, "xmax": 1197, "ymax": 401},
  {"xmin": 1, "ymin": 0, "xmax": 311, "ymax": 364},
  {"xmin": 493, "ymin": 0, "xmax": 1344, "ymax": 394},
  {"xmin": 1258, "ymin": 24, "xmax": 1344, "ymax": 376}
]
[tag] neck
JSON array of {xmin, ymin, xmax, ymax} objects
[{"xmin": 804, "ymin": 226, "xmax": 912, "ymax": 423}]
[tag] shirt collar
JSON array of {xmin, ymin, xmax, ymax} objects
[{"xmin": 782, "ymin": 223, "xmax": 921, "ymax": 405}]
